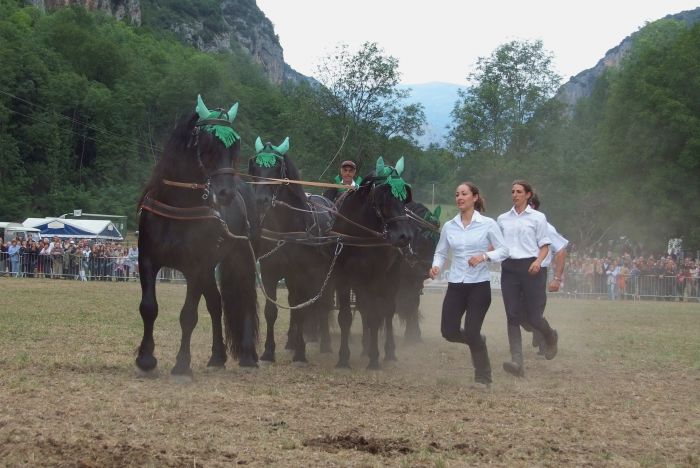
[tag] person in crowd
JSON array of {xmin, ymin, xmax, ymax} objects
[
  {"xmin": 497, "ymin": 180, "xmax": 559, "ymax": 378},
  {"xmin": 0, "ymin": 237, "xmax": 6, "ymax": 276},
  {"xmin": 429, "ymin": 182, "xmax": 509, "ymax": 388},
  {"xmin": 322, "ymin": 159, "xmax": 362, "ymax": 202},
  {"xmin": 127, "ymin": 244, "xmax": 139, "ymax": 280},
  {"xmin": 39, "ymin": 240, "xmax": 51, "ymax": 277},
  {"xmin": 51, "ymin": 240, "xmax": 65, "ymax": 278},
  {"xmin": 8, "ymin": 238, "xmax": 21, "ymax": 277},
  {"xmin": 25, "ymin": 239, "xmax": 40, "ymax": 278},
  {"xmin": 606, "ymin": 258, "xmax": 621, "ymax": 300},
  {"xmin": 522, "ymin": 193, "xmax": 569, "ymax": 356},
  {"xmin": 78, "ymin": 242, "xmax": 90, "ymax": 281}
]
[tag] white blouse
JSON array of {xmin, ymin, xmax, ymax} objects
[
  {"xmin": 497, "ymin": 205, "xmax": 551, "ymax": 259},
  {"xmin": 432, "ymin": 211, "xmax": 509, "ymax": 284}
]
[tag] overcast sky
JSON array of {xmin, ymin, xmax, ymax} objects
[{"xmin": 256, "ymin": 1, "xmax": 700, "ymax": 85}]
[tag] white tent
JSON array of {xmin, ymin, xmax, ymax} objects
[{"xmin": 23, "ymin": 217, "xmax": 124, "ymax": 241}]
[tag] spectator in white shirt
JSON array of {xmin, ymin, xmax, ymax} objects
[
  {"xmin": 497, "ymin": 180, "xmax": 559, "ymax": 378},
  {"xmin": 430, "ymin": 182, "xmax": 509, "ymax": 387}
]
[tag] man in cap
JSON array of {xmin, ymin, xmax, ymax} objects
[{"xmin": 323, "ymin": 159, "xmax": 362, "ymax": 202}]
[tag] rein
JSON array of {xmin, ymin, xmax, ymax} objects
[{"xmin": 405, "ymin": 208, "xmax": 441, "ymax": 234}]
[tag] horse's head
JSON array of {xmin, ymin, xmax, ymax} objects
[
  {"xmin": 406, "ymin": 202, "xmax": 441, "ymax": 270},
  {"xmin": 247, "ymin": 136, "xmax": 306, "ymax": 220},
  {"xmin": 354, "ymin": 156, "xmax": 414, "ymax": 248},
  {"xmin": 191, "ymin": 94, "xmax": 241, "ymax": 208}
]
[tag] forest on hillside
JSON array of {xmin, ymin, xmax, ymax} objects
[{"xmin": 1, "ymin": 0, "xmax": 699, "ymax": 253}]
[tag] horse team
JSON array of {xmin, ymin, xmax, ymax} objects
[{"xmin": 134, "ymin": 96, "xmax": 439, "ymax": 379}]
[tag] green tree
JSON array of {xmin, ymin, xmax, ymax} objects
[
  {"xmin": 314, "ymin": 41, "xmax": 426, "ymax": 144},
  {"xmin": 450, "ymin": 39, "xmax": 561, "ymax": 157}
]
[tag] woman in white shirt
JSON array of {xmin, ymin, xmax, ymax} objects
[
  {"xmin": 429, "ymin": 182, "xmax": 508, "ymax": 387},
  {"xmin": 497, "ymin": 180, "xmax": 558, "ymax": 378}
]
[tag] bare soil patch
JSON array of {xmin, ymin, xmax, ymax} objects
[{"xmin": 0, "ymin": 278, "xmax": 698, "ymax": 466}]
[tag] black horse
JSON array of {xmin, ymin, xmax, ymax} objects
[
  {"xmin": 135, "ymin": 95, "xmax": 259, "ymax": 379},
  {"xmin": 395, "ymin": 202, "xmax": 441, "ymax": 343},
  {"xmin": 248, "ymin": 137, "xmax": 336, "ymax": 365},
  {"xmin": 332, "ymin": 157, "xmax": 413, "ymax": 369}
]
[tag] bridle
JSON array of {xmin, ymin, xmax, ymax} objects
[
  {"xmin": 248, "ymin": 150, "xmax": 288, "ymax": 226},
  {"xmin": 161, "ymin": 112, "xmax": 239, "ymax": 202},
  {"xmin": 336, "ymin": 179, "xmax": 411, "ymax": 241},
  {"xmin": 140, "ymin": 111, "xmax": 249, "ymax": 237}
]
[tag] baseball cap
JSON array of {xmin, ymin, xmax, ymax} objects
[{"xmin": 340, "ymin": 160, "xmax": 356, "ymax": 169}]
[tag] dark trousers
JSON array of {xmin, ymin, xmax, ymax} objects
[
  {"xmin": 501, "ymin": 258, "xmax": 554, "ymax": 360},
  {"xmin": 441, "ymin": 281, "xmax": 492, "ymax": 382}
]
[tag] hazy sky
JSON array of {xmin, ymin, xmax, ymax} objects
[{"xmin": 256, "ymin": 1, "xmax": 700, "ymax": 85}]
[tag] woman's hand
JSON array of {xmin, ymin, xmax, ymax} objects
[
  {"xmin": 429, "ymin": 266, "xmax": 440, "ymax": 279},
  {"xmin": 528, "ymin": 260, "xmax": 542, "ymax": 275},
  {"xmin": 468, "ymin": 253, "xmax": 487, "ymax": 267}
]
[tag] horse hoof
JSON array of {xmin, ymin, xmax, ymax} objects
[
  {"xmin": 238, "ymin": 357, "xmax": 259, "ymax": 370},
  {"xmin": 206, "ymin": 358, "xmax": 226, "ymax": 369},
  {"xmin": 260, "ymin": 351, "xmax": 275, "ymax": 362},
  {"xmin": 135, "ymin": 355, "xmax": 158, "ymax": 372},
  {"xmin": 335, "ymin": 362, "xmax": 351, "ymax": 370},
  {"xmin": 169, "ymin": 373, "xmax": 193, "ymax": 384},
  {"xmin": 384, "ymin": 355, "xmax": 398, "ymax": 362},
  {"xmin": 134, "ymin": 367, "xmax": 159, "ymax": 379},
  {"xmin": 291, "ymin": 360, "xmax": 308, "ymax": 368},
  {"xmin": 366, "ymin": 362, "xmax": 381, "ymax": 371}
]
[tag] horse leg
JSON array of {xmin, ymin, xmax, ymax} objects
[
  {"xmin": 136, "ymin": 257, "xmax": 160, "ymax": 373},
  {"xmin": 172, "ymin": 278, "xmax": 202, "ymax": 378},
  {"xmin": 365, "ymin": 309, "xmax": 382, "ymax": 370},
  {"xmin": 260, "ymin": 273, "xmax": 279, "ymax": 363},
  {"xmin": 290, "ymin": 304, "xmax": 308, "ymax": 364},
  {"xmin": 401, "ymin": 282, "xmax": 423, "ymax": 344},
  {"xmin": 203, "ymin": 271, "xmax": 226, "ymax": 368},
  {"xmin": 335, "ymin": 286, "xmax": 352, "ymax": 369},
  {"xmin": 319, "ymin": 306, "xmax": 332, "ymax": 354},
  {"xmin": 384, "ymin": 312, "xmax": 397, "ymax": 362}
]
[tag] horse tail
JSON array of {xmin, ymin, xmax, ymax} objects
[{"xmin": 219, "ymin": 243, "xmax": 259, "ymax": 364}]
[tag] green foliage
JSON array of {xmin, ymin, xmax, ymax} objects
[{"xmin": 450, "ymin": 39, "xmax": 561, "ymax": 157}]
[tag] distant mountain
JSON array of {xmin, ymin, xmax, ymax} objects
[
  {"xmin": 400, "ymin": 82, "xmax": 466, "ymax": 148},
  {"xmin": 556, "ymin": 6, "xmax": 700, "ymax": 106}
]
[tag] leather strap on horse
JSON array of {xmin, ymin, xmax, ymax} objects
[
  {"xmin": 242, "ymin": 173, "xmax": 349, "ymax": 190},
  {"xmin": 140, "ymin": 196, "xmax": 223, "ymax": 221},
  {"xmin": 405, "ymin": 208, "xmax": 441, "ymax": 234},
  {"xmin": 162, "ymin": 179, "xmax": 208, "ymax": 190}
]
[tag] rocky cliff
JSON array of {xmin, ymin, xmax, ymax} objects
[
  {"xmin": 27, "ymin": 0, "xmax": 141, "ymax": 25},
  {"xmin": 25, "ymin": 0, "xmax": 305, "ymax": 85},
  {"xmin": 556, "ymin": 7, "xmax": 700, "ymax": 107}
]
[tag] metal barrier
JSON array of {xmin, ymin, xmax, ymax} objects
[
  {"xmin": 428, "ymin": 264, "xmax": 699, "ymax": 302},
  {"xmin": 0, "ymin": 251, "xmax": 185, "ymax": 283},
  {"xmin": 556, "ymin": 272, "xmax": 699, "ymax": 302},
  {"xmin": 2, "ymin": 251, "xmax": 698, "ymax": 301}
]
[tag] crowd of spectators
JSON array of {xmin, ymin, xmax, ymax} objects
[
  {"xmin": 3, "ymin": 234, "xmax": 699, "ymax": 302},
  {"xmin": 561, "ymin": 251, "xmax": 699, "ymax": 302},
  {"xmin": 0, "ymin": 236, "xmax": 139, "ymax": 281}
]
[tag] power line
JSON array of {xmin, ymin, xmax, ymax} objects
[{"xmin": 0, "ymin": 88, "xmax": 164, "ymax": 154}]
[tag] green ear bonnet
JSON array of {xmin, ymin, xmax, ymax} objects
[
  {"xmin": 422, "ymin": 205, "xmax": 441, "ymax": 243},
  {"xmin": 195, "ymin": 94, "xmax": 240, "ymax": 148},
  {"xmin": 254, "ymin": 136, "xmax": 289, "ymax": 168},
  {"xmin": 374, "ymin": 156, "xmax": 410, "ymax": 201}
]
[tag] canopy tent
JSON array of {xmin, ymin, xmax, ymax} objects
[{"xmin": 23, "ymin": 218, "xmax": 124, "ymax": 241}]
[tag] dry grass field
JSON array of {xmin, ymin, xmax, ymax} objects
[{"xmin": 0, "ymin": 277, "xmax": 698, "ymax": 467}]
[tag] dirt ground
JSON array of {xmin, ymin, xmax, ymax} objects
[{"xmin": 0, "ymin": 279, "xmax": 698, "ymax": 467}]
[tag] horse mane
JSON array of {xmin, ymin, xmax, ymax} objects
[
  {"xmin": 281, "ymin": 153, "xmax": 309, "ymax": 206},
  {"xmin": 137, "ymin": 112, "xmax": 199, "ymax": 209}
]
